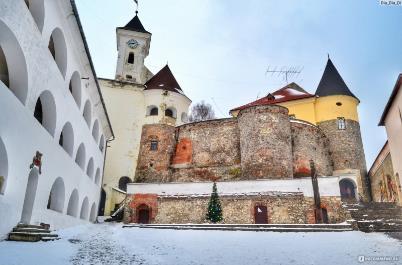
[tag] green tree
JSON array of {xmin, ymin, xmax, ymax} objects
[{"xmin": 206, "ymin": 182, "xmax": 223, "ymax": 223}]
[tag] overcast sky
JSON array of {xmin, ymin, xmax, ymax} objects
[{"xmin": 75, "ymin": 0, "xmax": 402, "ymax": 168}]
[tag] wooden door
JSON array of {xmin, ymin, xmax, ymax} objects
[{"xmin": 254, "ymin": 205, "xmax": 268, "ymax": 224}]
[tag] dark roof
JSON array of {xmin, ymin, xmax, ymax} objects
[
  {"xmin": 231, "ymin": 82, "xmax": 315, "ymax": 112},
  {"xmin": 70, "ymin": 0, "xmax": 114, "ymax": 139},
  {"xmin": 316, "ymin": 58, "xmax": 358, "ymax": 101},
  {"xmin": 118, "ymin": 13, "xmax": 150, "ymax": 34},
  {"xmin": 144, "ymin": 65, "xmax": 184, "ymax": 94},
  {"xmin": 379, "ymin": 74, "xmax": 402, "ymax": 126}
]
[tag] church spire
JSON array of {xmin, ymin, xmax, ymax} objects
[
  {"xmin": 118, "ymin": 10, "xmax": 150, "ymax": 34},
  {"xmin": 315, "ymin": 58, "xmax": 358, "ymax": 101}
]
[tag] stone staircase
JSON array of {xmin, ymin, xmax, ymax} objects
[
  {"xmin": 8, "ymin": 224, "xmax": 59, "ymax": 242},
  {"xmin": 343, "ymin": 202, "xmax": 402, "ymax": 232}
]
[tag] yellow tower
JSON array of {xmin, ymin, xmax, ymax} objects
[{"xmin": 314, "ymin": 58, "xmax": 369, "ymax": 200}]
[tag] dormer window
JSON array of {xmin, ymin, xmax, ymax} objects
[
  {"xmin": 337, "ymin": 117, "xmax": 346, "ymax": 130},
  {"xmin": 128, "ymin": 53, "xmax": 134, "ymax": 64}
]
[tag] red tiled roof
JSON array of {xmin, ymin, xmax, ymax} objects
[{"xmin": 230, "ymin": 82, "xmax": 315, "ymax": 112}]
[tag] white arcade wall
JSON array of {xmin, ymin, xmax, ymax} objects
[{"xmin": 0, "ymin": 0, "xmax": 112, "ymax": 239}]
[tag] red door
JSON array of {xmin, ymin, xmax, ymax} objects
[
  {"xmin": 137, "ymin": 204, "xmax": 151, "ymax": 224},
  {"xmin": 254, "ymin": 205, "xmax": 268, "ymax": 224}
]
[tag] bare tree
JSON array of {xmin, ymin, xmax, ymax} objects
[{"xmin": 188, "ymin": 101, "xmax": 215, "ymax": 122}]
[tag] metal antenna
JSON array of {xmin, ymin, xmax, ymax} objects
[{"xmin": 265, "ymin": 65, "xmax": 304, "ymax": 83}]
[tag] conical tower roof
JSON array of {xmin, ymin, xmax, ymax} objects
[
  {"xmin": 118, "ymin": 12, "xmax": 150, "ymax": 34},
  {"xmin": 144, "ymin": 65, "xmax": 184, "ymax": 94},
  {"xmin": 316, "ymin": 58, "xmax": 358, "ymax": 100}
]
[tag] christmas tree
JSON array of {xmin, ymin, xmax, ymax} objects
[{"xmin": 206, "ymin": 182, "xmax": 223, "ymax": 223}]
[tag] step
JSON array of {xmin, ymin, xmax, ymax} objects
[
  {"xmin": 125, "ymin": 223, "xmax": 352, "ymax": 229},
  {"xmin": 16, "ymin": 224, "xmax": 45, "ymax": 229},
  {"xmin": 9, "ymin": 232, "xmax": 58, "ymax": 238},
  {"xmin": 13, "ymin": 227, "xmax": 50, "ymax": 233}
]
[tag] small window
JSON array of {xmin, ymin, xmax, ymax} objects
[
  {"xmin": 128, "ymin": 53, "xmax": 134, "ymax": 64},
  {"xmin": 150, "ymin": 140, "xmax": 158, "ymax": 151},
  {"xmin": 165, "ymin": 109, "xmax": 174, "ymax": 118},
  {"xmin": 336, "ymin": 102, "xmax": 342, "ymax": 106},
  {"xmin": 337, "ymin": 117, "xmax": 346, "ymax": 130},
  {"xmin": 150, "ymin": 107, "xmax": 158, "ymax": 116},
  {"xmin": 126, "ymin": 75, "xmax": 133, "ymax": 79}
]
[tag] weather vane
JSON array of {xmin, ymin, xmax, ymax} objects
[{"xmin": 134, "ymin": 0, "xmax": 139, "ymax": 13}]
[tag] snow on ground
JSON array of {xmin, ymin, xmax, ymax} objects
[{"xmin": 0, "ymin": 223, "xmax": 401, "ymax": 265}]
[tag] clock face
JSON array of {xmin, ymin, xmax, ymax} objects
[{"xmin": 127, "ymin": 39, "xmax": 139, "ymax": 49}]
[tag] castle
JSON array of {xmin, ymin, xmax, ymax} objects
[{"xmin": 124, "ymin": 58, "xmax": 369, "ymax": 224}]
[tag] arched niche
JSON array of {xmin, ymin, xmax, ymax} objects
[
  {"xmin": 165, "ymin": 107, "xmax": 177, "ymax": 118},
  {"xmin": 92, "ymin": 120, "xmax": 100, "ymax": 143},
  {"xmin": 75, "ymin": 143, "xmax": 86, "ymax": 170},
  {"xmin": 34, "ymin": 90, "xmax": 57, "ymax": 137},
  {"xmin": 80, "ymin": 197, "xmax": 89, "ymax": 220},
  {"xmin": 86, "ymin": 158, "xmax": 94, "ymax": 179},
  {"xmin": 94, "ymin": 168, "xmax": 101, "ymax": 185},
  {"xmin": 89, "ymin": 202, "xmax": 97, "ymax": 222},
  {"xmin": 26, "ymin": 0, "xmax": 45, "ymax": 32},
  {"xmin": 146, "ymin": 105, "xmax": 158, "ymax": 116},
  {"xmin": 99, "ymin": 135, "xmax": 105, "ymax": 153},
  {"xmin": 69, "ymin": 71, "xmax": 81, "ymax": 108},
  {"xmin": 83, "ymin": 100, "xmax": 92, "ymax": 128},
  {"xmin": 59, "ymin": 122, "xmax": 74, "ymax": 157},
  {"xmin": 47, "ymin": 177, "xmax": 65, "ymax": 213},
  {"xmin": 67, "ymin": 189, "xmax": 79, "ymax": 217},
  {"xmin": 0, "ymin": 20, "xmax": 28, "ymax": 104},
  {"xmin": 48, "ymin": 28, "xmax": 67, "ymax": 78},
  {"xmin": 118, "ymin": 176, "xmax": 131, "ymax": 192}
]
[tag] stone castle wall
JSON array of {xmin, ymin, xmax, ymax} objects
[
  {"xmin": 238, "ymin": 105, "xmax": 293, "ymax": 179},
  {"xmin": 291, "ymin": 120, "xmax": 333, "ymax": 177},
  {"xmin": 135, "ymin": 106, "xmax": 365, "ymax": 183},
  {"xmin": 124, "ymin": 194, "xmax": 348, "ymax": 224}
]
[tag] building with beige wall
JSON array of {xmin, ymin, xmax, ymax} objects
[
  {"xmin": 378, "ymin": 74, "xmax": 402, "ymax": 205},
  {"xmin": 99, "ymin": 12, "xmax": 191, "ymax": 215}
]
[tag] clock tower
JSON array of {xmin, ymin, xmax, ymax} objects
[{"xmin": 115, "ymin": 11, "xmax": 152, "ymax": 84}]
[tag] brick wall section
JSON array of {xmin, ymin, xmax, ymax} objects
[
  {"xmin": 135, "ymin": 124, "xmax": 176, "ymax": 182},
  {"xmin": 291, "ymin": 121, "xmax": 333, "ymax": 177},
  {"xmin": 125, "ymin": 194, "xmax": 158, "ymax": 223},
  {"xmin": 318, "ymin": 119, "xmax": 369, "ymax": 199},
  {"xmin": 238, "ymin": 105, "xmax": 293, "ymax": 179},
  {"xmin": 124, "ymin": 194, "xmax": 348, "ymax": 224}
]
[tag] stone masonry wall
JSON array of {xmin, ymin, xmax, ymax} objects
[
  {"xmin": 170, "ymin": 119, "xmax": 241, "ymax": 182},
  {"xmin": 237, "ymin": 105, "xmax": 293, "ymax": 179},
  {"xmin": 291, "ymin": 121, "xmax": 333, "ymax": 177},
  {"xmin": 318, "ymin": 119, "xmax": 369, "ymax": 200},
  {"xmin": 135, "ymin": 124, "xmax": 176, "ymax": 182},
  {"xmin": 125, "ymin": 194, "xmax": 349, "ymax": 224}
]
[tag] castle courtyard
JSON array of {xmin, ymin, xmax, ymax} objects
[{"xmin": 0, "ymin": 223, "xmax": 401, "ymax": 265}]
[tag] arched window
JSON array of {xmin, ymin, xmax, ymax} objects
[
  {"xmin": 83, "ymin": 100, "xmax": 92, "ymax": 128},
  {"xmin": 89, "ymin": 202, "xmax": 97, "ymax": 222},
  {"xmin": 165, "ymin": 107, "xmax": 177, "ymax": 118},
  {"xmin": 75, "ymin": 143, "xmax": 86, "ymax": 170},
  {"xmin": 146, "ymin": 105, "xmax": 158, "ymax": 116},
  {"xmin": 127, "ymin": 53, "xmax": 134, "ymax": 64},
  {"xmin": 59, "ymin": 122, "xmax": 74, "ymax": 157},
  {"xmin": 92, "ymin": 120, "xmax": 100, "ymax": 142},
  {"xmin": 48, "ymin": 28, "xmax": 67, "ymax": 77},
  {"xmin": 69, "ymin": 72, "xmax": 81, "ymax": 108},
  {"xmin": 47, "ymin": 177, "xmax": 65, "ymax": 213},
  {"xmin": 80, "ymin": 197, "xmax": 89, "ymax": 220},
  {"xmin": 67, "ymin": 189, "xmax": 79, "ymax": 217},
  {"xmin": 94, "ymin": 168, "xmax": 101, "ymax": 185},
  {"xmin": 0, "ymin": 138, "xmax": 8, "ymax": 194},
  {"xmin": 99, "ymin": 135, "xmax": 105, "ymax": 152},
  {"xmin": 34, "ymin": 90, "xmax": 57, "ymax": 136},
  {"xmin": 118, "ymin": 177, "xmax": 131, "ymax": 192},
  {"xmin": 0, "ymin": 21, "xmax": 29, "ymax": 104},
  {"xmin": 86, "ymin": 158, "xmax": 94, "ymax": 179}
]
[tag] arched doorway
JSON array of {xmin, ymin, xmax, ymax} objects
[
  {"xmin": 254, "ymin": 205, "xmax": 268, "ymax": 224},
  {"xmin": 21, "ymin": 169, "xmax": 40, "ymax": 224},
  {"xmin": 137, "ymin": 204, "xmax": 151, "ymax": 224},
  {"xmin": 339, "ymin": 179, "xmax": 356, "ymax": 201},
  {"xmin": 98, "ymin": 188, "xmax": 106, "ymax": 216},
  {"xmin": 47, "ymin": 177, "xmax": 65, "ymax": 213}
]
